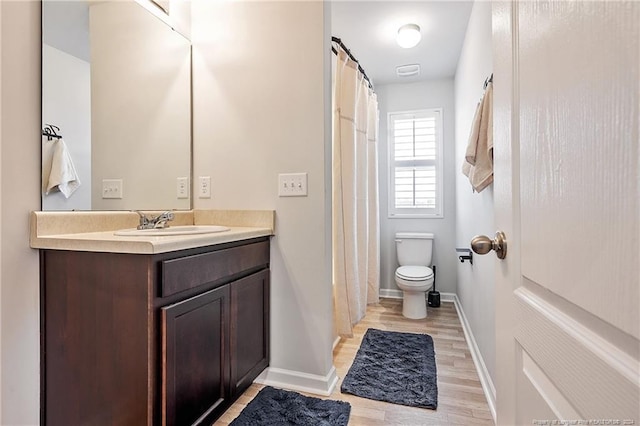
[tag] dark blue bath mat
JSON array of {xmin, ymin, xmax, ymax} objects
[
  {"xmin": 230, "ymin": 386, "xmax": 351, "ymax": 426},
  {"xmin": 340, "ymin": 328, "xmax": 438, "ymax": 409}
]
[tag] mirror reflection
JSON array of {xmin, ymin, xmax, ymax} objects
[{"xmin": 42, "ymin": 0, "xmax": 191, "ymax": 211}]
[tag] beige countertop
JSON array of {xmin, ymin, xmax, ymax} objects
[{"xmin": 30, "ymin": 210, "xmax": 275, "ymax": 254}]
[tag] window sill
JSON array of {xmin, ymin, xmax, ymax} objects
[{"xmin": 388, "ymin": 213, "xmax": 444, "ymax": 219}]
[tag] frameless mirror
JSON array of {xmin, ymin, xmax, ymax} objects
[{"xmin": 42, "ymin": 0, "xmax": 191, "ymax": 211}]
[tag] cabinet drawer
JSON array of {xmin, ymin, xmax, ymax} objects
[{"xmin": 161, "ymin": 241, "xmax": 269, "ymax": 297}]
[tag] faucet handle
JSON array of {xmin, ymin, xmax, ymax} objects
[
  {"xmin": 134, "ymin": 210, "xmax": 150, "ymax": 229},
  {"xmin": 152, "ymin": 211, "xmax": 175, "ymax": 229}
]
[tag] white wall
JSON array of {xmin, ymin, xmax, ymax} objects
[
  {"xmin": 191, "ymin": 0, "xmax": 335, "ymax": 392},
  {"xmin": 454, "ymin": 0, "xmax": 495, "ymax": 396},
  {"xmin": 42, "ymin": 44, "xmax": 92, "ymax": 211},
  {"xmin": 377, "ymin": 79, "xmax": 458, "ymax": 296},
  {"xmin": 0, "ymin": 1, "xmax": 42, "ymax": 423}
]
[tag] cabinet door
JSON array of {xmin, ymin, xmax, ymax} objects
[
  {"xmin": 230, "ymin": 269, "xmax": 270, "ymax": 395},
  {"xmin": 162, "ymin": 285, "xmax": 230, "ymax": 426}
]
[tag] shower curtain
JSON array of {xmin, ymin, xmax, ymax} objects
[{"xmin": 333, "ymin": 47, "xmax": 380, "ymax": 338}]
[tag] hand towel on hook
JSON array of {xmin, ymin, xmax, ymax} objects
[
  {"xmin": 45, "ymin": 138, "xmax": 81, "ymax": 198},
  {"xmin": 462, "ymin": 81, "xmax": 493, "ymax": 192}
]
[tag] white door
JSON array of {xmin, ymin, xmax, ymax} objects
[{"xmin": 491, "ymin": 1, "xmax": 639, "ymax": 424}]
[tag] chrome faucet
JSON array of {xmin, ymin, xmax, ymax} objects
[{"xmin": 135, "ymin": 211, "xmax": 175, "ymax": 230}]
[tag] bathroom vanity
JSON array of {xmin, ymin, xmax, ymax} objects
[{"xmin": 32, "ymin": 211, "xmax": 274, "ymax": 426}]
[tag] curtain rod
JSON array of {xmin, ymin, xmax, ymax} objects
[{"xmin": 331, "ymin": 36, "xmax": 374, "ymax": 90}]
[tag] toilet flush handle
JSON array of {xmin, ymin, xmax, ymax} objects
[{"xmin": 470, "ymin": 231, "xmax": 507, "ymax": 260}]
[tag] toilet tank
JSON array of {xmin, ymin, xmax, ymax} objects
[{"xmin": 395, "ymin": 232, "xmax": 434, "ymax": 266}]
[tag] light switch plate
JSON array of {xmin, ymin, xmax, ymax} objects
[
  {"xmin": 177, "ymin": 177, "xmax": 189, "ymax": 199},
  {"xmin": 102, "ymin": 179, "xmax": 123, "ymax": 199},
  {"xmin": 278, "ymin": 173, "xmax": 308, "ymax": 197}
]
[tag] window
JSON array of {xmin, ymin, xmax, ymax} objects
[{"xmin": 388, "ymin": 109, "xmax": 443, "ymax": 218}]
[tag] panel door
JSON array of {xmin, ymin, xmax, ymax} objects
[
  {"xmin": 162, "ymin": 285, "xmax": 230, "ymax": 426},
  {"xmin": 493, "ymin": 1, "xmax": 640, "ymax": 424},
  {"xmin": 230, "ymin": 269, "xmax": 270, "ymax": 396}
]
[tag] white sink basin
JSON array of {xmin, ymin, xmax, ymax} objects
[{"xmin": 114, "ymin": 225, "xmax": 230, "ymax": 236}]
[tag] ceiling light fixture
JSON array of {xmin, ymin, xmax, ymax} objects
[
  {"xmin": 396, "ymin": 64, "xmax": 421, "ymax": 78},
  {"xmin": 397, "ymin": 23, "xmax": 421, "ymax": 49}
]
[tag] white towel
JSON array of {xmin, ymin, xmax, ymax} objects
[
  {"xmin": 45, "ymin": 139, "xmax": 81, "ymax": 198},
  {"xmin": 462, "ymin": 82, "xmax": 493, "ymax": 192}
]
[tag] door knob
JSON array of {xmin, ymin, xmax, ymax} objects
[{"xmin": 470, "ymin": 231, "xmax": 507, "ymax": 260}]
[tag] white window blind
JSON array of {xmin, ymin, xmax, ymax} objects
[{"xmin": 388, "ymin": 109, "xmax": 443, "ymax": 218}]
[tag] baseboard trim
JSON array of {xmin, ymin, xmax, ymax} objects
[
  {"xmin": 379, "ymin": 288, "xmax": 403, "ymax": 299},
  {"xmin": 254, "ymin": 366, "xmax": 339, "ymax": 397},
  {"xmin": 332, "ymin": 336, "xmax": 341, "ymax": 350},
  {"xmin": 379, "ymin": 289, "xmax": 457, "ymax": 303},
  {"xmin": 439, "ymin": 292, "xmax": 456, "ymax": 302},
  {"xmin": 451, "ymin": 294, "xmax": 497, "ymax": 423}
]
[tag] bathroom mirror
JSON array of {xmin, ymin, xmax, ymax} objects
[{"xmin": 42, "ymin": 0, "xmax": 191, "ymax": 211}]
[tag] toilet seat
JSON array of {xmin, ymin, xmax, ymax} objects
[
  {"xmin": 394, "ymin": 265, "xmax": 434, "ymax": 319},
  {"xmin": 395, "ymin": 265, "xmax": 433, "ymax": 281}
]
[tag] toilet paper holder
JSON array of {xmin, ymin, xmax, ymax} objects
[{"xmin": 456, "ymin": 248, "xmax": 473, "ymax": 265}]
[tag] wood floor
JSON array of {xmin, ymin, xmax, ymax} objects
[{"xmin": 216, "ymin": 298, "xmax": 494, "ymax": 425}]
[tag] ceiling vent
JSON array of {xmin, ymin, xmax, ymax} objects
[{"xmin": 396, "ymin": 64, "xmax": 421, "ymax": 78}]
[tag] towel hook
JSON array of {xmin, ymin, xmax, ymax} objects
[
  {"xmin": 483, "ymin": 73, "xmax": 493, "ymax": 90},
  {"xmin": 42, "ymin": 124, "xmax": 62, "ymax": 141}
]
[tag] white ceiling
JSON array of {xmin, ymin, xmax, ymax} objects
[
  {"xmin": 44, "ymin": 1, "xmax": 472, "ymax": 87},
  {"xmin": 331, "ymin": 1, "xmax": 474, "ymax": 86}
]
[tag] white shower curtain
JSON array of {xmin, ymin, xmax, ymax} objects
[{"xmin": 333, "ymin": 47, "xmax": 380, "ymax": 338}]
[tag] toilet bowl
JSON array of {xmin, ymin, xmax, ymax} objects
[{"xmin": 394, "ymin": 233, "xmax": 435, "ymax": 319}]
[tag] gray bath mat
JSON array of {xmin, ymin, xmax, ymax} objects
[
  {"xmin": 340, "ymin": 328, "xmax": 438, "ymax": 409},
  {"xmin": 230, "ymin": 386, "xmax": 351, "ymax": 426}
]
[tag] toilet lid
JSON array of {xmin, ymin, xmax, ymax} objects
[{"xmin": 396, "ymin": 266, "xmax": 433, "ymax": 281}]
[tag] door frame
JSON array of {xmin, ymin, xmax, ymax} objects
[{"xmin": 493, "ymin": 1, "xmax": 519, "ymax": 423}]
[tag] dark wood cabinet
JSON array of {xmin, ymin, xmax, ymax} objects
[
  {"xmin": 41, "ymin": 237, "xmax": 270, "ymax": 426},
  {"xmin": 162, "ymin": 285, "xmax": 230, "ymax": 426},
  {"xmin": 230, "ymin": 269, "xmax": 270, "ymax": 396}
]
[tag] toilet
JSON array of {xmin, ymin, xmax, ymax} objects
[{"xmin": 395, "ymin": 232, "xmax": 435, "ymax": 319}]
